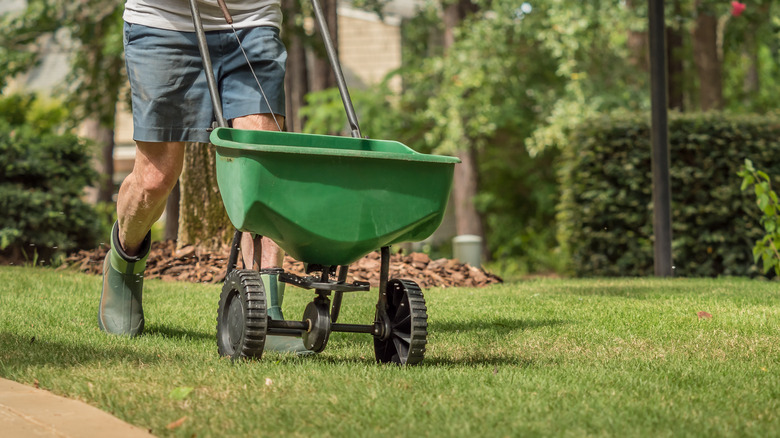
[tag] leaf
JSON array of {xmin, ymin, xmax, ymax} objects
[
  {"xmin": 166, "ymin": 416, "xmax": 187, "ymax": 430},
  {"xmin": 762, "ymin": 254, "xmax": 774, "ymax": 273},
  {"xmin": 758, "ymin": 194, "xmax": 769, "ymax": 211},
  {"xmin": 168, "ymin": 386, "xmax": 194, "ymax": 400},
  {"xmin": 753, "ymin": 245, "xmax": 762, "ymax": 262},
  {"xmin": 755, "ymin": 183, "xmax": 766, "ymax": 198},
  {"xmin": 740, "ymin": 175, "xmax": 753, "ymax": 191},
  {"xmin": 697, "ymin": 311, "xmax": 713, "ymax": 319}
]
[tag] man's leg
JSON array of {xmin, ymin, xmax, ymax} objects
[
  {"xmin": 117, "ymin": 141, "xmax": 186, "ymax": 255},
  {"xmin": 233, "ymin": 113, "xmax": 285, "ymax": 270},
  {"xmin": 99, "ymin": 141, "xmax": 185, "ymax": 336},
  {"xmin": 232, "ymin": 114, "xmax": 310, "ymax": 354}
]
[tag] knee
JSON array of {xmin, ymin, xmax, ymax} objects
[
  {"xmin": 233, "ymin": 113, "xmax": 285, "ymax": 131},
  {"xmin": 135, "ymin": 167, "xmax": 179, "ymax": 200},
  {"xmin": 132, "ymin": 141, "xmax": 183, "ymax": 200}
]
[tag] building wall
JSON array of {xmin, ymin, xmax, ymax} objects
[{"xmin": 337, "ymin": 7, "xmax": 402, "ymax": 92}]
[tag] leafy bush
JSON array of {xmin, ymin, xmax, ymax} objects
[
  {"xmin": 738, "ymin": 159, "xmax": 780, "ymax": 276},
  {"xmin": 558, "ymin": 112, "xmax": 780, "ymax": 277},
  {"xmin": 0, "ymin": 94, "xmax": 101, "ymax": 263}
]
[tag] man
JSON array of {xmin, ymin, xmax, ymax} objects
[{"xmin": 99, "ymin": 0, "xmax": 305, "ymax": 353}]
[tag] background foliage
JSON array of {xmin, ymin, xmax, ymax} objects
[
  {"xmin": 5, "ymin": 0, "xmax": 780, "ymax": 276},
  {"xmin": 0, "ymin": 94, "xmax": 103, "ymax": 262},
  {"xmin": 299, "ymin": 0, "xmax": 780, "ymax": 277},
  {"xmin": 558, "ymin": 112, "xmax": 780, "ymax": 277}
]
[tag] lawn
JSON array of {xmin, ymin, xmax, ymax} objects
[{"xmin": 1, "ymin": 266, "xmax": 779, "ymax": 437}]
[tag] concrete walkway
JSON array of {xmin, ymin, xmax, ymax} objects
[{"xmin": 0, "ymin": 378, "xmax": 155, "ymax": 438}]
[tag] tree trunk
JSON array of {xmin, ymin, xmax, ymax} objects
[
  {"xmin": 443, "ymin": 0, "xmax": 485, "ymax": 256},
  {"xmin": 693, "ymin": 3, "xmax": 723, "ymax": 111},
  {"xmin": 625, "ymin": 0, "xmax": 647, "ymax": 71},
  {"xmin": 443, "ymin": 0, "xmax": 478, "ymax": 49},
  {"xmin": 453, "ymin": 148, "xmax": 484, "ymax": 237},
  {"xmin": 164, "ymin": 181, "xmax": 180, "ymax": 241},
  {"xmin": 178, "ymin": 142, "xmax": 233, "ymax": 250},
  {"xmin": 283, "ymin": 0, "xmax": 309, "ymax": 132},
  {"xmin": 79, "ymin": 117, "xmax": 114, "ymax": 205},
  {"xmin": 627, "ymin": 29, "xmax": 648, "ymax": 72},
  {"xmin": 311, "ymin": 0, "xmax": 338, "ymax": 92}
]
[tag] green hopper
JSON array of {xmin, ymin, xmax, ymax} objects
[{"xmin": 212, "ymin": 127, "xmax": 460, "ymax": 267}]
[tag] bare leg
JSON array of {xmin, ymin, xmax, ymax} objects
[
  {"xmin": 99, "ymin": 140, "xmax": 183, "ymax": 337},
  {"xmin": 117, "ymin": 141, "xmax": 185, "ymax": 255},
  {"xmin": 240, "ymin": 232, "xmax": 260, "ymax": 269},
  {"xmin": 240, "ymin": 233, "xmax": 284, "ymax": 270},
  {"xmin": 232, "ymin": 114, "xmax": 285, "ymax": 268},
  {"xmin": 230, "ymin": 114, "xmax": 310, "ymax": 353}
]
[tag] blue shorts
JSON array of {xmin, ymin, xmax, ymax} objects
[{"xmin": 123, "ymin": 23, "xmax": 286, "ymax": 143}]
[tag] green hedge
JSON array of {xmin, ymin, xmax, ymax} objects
[
  {"xmin": 0, "ymin": 118, "xmax": 101, "ymax": 261},
  {"xmin": 557, "ymin": 112, "xmax": 780, "ymax": 277}
]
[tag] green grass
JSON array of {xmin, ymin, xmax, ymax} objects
[{"xmin": 1, "ymin": 266, "xmax": 779, "ymax": 437}]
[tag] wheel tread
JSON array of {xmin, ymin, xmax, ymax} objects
[
  {"xmin": 374, "ymin": 279, "xmax": 428, "ymax": 365},
  {"xmin": 217, "ymin": 269, "xmax": 268, "ymax": 360}
]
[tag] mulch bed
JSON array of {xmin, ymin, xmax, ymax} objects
[{"xmin": 58, "ymin": 240, "xmax": 502, "ymax": 288}]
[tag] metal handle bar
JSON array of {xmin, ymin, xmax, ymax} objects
[{"xmin": 188, "ymin": 0, "xmax": 228, "ymax": 128}]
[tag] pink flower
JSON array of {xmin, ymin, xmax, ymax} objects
[{"xmin": 731, "ymin": 1, "xmax": 746, "ymax": 17}]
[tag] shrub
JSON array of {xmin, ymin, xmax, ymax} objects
[
  {"xmin": 738, "ymin": 159, "xmax": 780, "ymax": 276},
  {"xmin": 0, "ymin": 96, "xmax": 101, "ymax": 263},
  {"xmin": 558, "ymin": 112, "xmax": 780, "ymax": 277}
]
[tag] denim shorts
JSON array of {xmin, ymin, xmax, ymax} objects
[{"xmin": 124, "ymin": 22, "xmax": 286, "ymax": 143}]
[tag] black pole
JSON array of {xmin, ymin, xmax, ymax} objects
[{"xmin": 649, "ymin": 0, "xmax": 673, "ymax": 276}]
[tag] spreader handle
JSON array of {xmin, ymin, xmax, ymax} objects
[
  {"xmin": 217, "ymin": 0, "xmax": 234, "ymax": 24},
  {"xmin": 188, "ymin": 0, "xmax": 228, "ymax": 128}
]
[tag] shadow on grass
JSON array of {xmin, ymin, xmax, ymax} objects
[
  {"xmin": 562, "ymin": 284, "xmax": 658, "ymax": 298},
  {"xmin": 292, "ymin": 350, "xmax": 545, "ymax": 368},
  {"xmin": 431, "ymin": 317, "xmax": 566, "ymax": 333},
  {"xmin": 0, "ymin": 332, "xmax": 165, "ymax": 369},
  {"xmin": 144, "ymin": 324, "xmax": 214, "ymax": 342}
]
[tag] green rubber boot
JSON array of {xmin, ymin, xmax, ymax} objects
[
  {"xmin": 261, "ymin": 272, "xmax": 313, "ymax": 355},
  {"xmin": 263, "ymin": 271, "xmax": 285, "ymax": 321},
  {"xmin": 98, "ymin": 222, "xmax": 151, "ymax": 337}
]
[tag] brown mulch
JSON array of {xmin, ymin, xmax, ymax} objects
[{"xmin": 58, "ymin": 240, "xmax": 502, "ymax": 288}]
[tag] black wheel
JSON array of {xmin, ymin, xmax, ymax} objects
[
  {"xmin": 302, "ymin": 296, "xmax": 331, "ymax": 353},
  {"xmin": 374, "ymin": 279, "xmax": 428, "ymax": 365},
  {"xmin": 217, "ymin": 269, "xmax": 267, "ymax": 360}
]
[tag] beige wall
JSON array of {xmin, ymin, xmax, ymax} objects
[
  {"xmin": 337, "ymin": 8, "xmax": 402, "ymax": 91},
  {"xmin": 114, "ymin": 98, "xmax": 134, "ymax": 147}
]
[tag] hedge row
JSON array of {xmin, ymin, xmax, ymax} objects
[
  {"xmin": 557, "ymin": 112, "xmax": 780, "ymax": 277},
  {"xmin": 0, "ymin": 119, "xmax": 101, "ymax": 260}
]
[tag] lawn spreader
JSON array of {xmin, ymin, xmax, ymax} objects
[{"xmin": 188, "ymin": 0, "xmax": 459, "ymax": 365}]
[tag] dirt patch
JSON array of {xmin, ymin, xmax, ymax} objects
[{"xmin": 58, "ymin": 240, "xmax": 502, "ymax": 288}]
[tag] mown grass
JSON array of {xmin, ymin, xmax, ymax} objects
[{"xmin": 1, "ymin": 266, "xmax": 779, "ymax": 437}]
